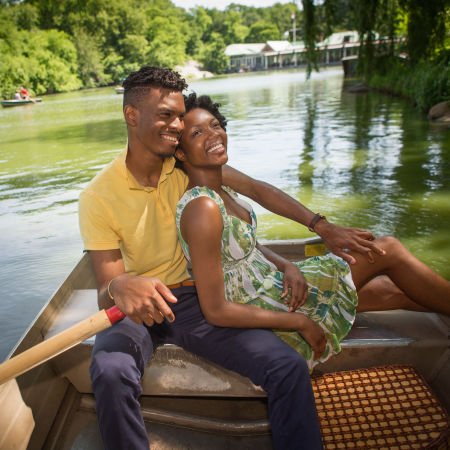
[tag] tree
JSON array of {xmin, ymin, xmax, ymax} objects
[
  {"xmin": 263, "ymin": 3, "xmax": 299, "ymax": 40},
  {"xmin": 73, "ymin": 28, "xmax": 109, "ymax": 87},
  {"xmin": 246, "ymin": 21, "xmax": 279, "ymax": 43},
  {"xmin": 0, "ymin": 28, "xmax": 82, "ymax": 96},
  {"xmin": 146, "ymin": 16, "xmax": 188, "ymax": 67},
  {"xmin": 302, "ymin": 0, "xmax": 319, "ymax": 78},
  {"xmin": 1, "ymin": 3, "xmax": 39, "ymax": 30},
  {"xmin": 185, "ymin": 7, "xmax": 212, "ymax": 57},
  {"xmin": 200, "ymin": 32, "xmax": 228, "ymax": 74},
  {"xmin": 222, "ymin": 9, "xmax": 249, "ymax": 44},
  {"xmin": 301, "ymin": 0, "xmax": 449, "ymax": 78},
  {"xmin": 398, "ymin": 0, "xmax": 449, "ymax": 63}
]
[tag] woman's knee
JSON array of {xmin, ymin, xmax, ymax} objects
[
  {"xmin": 375, "ymin": 235, "xmax": 403, "ymax": 252},
  {"xmin": 374, "ymin": 235, "xmax": 407, "ymax": 263}
]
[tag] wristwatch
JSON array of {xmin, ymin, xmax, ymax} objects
[{"xmin": 308, "ymin": 213, "xmax": 326, "ymax": 232}]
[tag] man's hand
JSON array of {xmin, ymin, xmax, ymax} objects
[
  {"xmin": 314, "ymin": 221, "xmax": 385, "ymax": 265},
  {"xmin": 109, "ymin": 274, "xmax": 178, "ymax": 326},
  {"xmin": 281, "ymin": 262, "xmax": 308, "ymax": 311}
]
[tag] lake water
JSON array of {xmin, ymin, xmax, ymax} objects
[{"xmin": 0, "ymin": 67, "xmax": 449, "ymax": 361}]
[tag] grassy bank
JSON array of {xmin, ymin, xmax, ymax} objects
[{"xmin": 367, "ymin": 52, "xmax": 450, "ymax": 112}]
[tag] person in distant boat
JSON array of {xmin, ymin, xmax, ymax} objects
[
  {"xmin": 78, "ymin": 66, "xmax": 387, "ymax": 450},
  {"xmin": 20, "ymin": 86, "xmax": 30, "ymax": 100},
  {"xmin": 174, "ymin": 93, "xmax": 450, "ymax": 370},
  {"xmin": 14, "ymin": 90, "xmax": 21, "ymax": 100}
]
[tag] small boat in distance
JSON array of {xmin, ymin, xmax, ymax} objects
[
  {"xmin": 1, "ymin": 98, "xmax": 42, "ymax": 107},
  {"xmin": 1, "ymin": 237, "xmax": 449, "ymax": 449},
  {"xmin": 115, "ymin": 86, "xmax": 124, "ymax": 94}
]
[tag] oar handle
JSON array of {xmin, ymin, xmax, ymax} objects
[
  {"xmin": 0, "ymin": 306, "xmax": 125, "ymax": 386},
  {"xmin": 105, "ymin": 305, "xmax": 126, "ymax": 323}
]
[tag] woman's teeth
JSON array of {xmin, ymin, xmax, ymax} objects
[{"xmin": 208, "ymin": 143, "xmax": 223, "ymax": 153}]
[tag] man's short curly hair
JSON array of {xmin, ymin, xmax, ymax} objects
[
  {"xmin": 184, "ymin": 92, "xmax": 227, "ymax": 131},
  {"xmin": 123, "ymin": 66, "xmax": 187, "ymax": 108}
]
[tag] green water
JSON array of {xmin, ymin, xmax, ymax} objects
[{"xmin": 0, "ymin": 67, "xmax": 449, "ymax": 361}]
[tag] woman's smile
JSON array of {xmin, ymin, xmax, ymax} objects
[{"xmin": 206, "ymin": 141, "xmax": 226, "ymax": 155}]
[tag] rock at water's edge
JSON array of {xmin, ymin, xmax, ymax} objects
[
  {"xmin": 175, "ymin": 60, "xmax": 214, "ymax": 81},
  {"xmin": 347, "ymin": 83, "xmax": 370, "ymax": 94},
  {"xmin": 428, "ymin": 101, "xmax": 450, "ymax": 122}
]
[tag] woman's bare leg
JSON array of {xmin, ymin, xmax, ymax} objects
[
  {"xmin": 349, "ymin": 236, "xmax": 450, "ymax": 315},
  {"xmin": 357, "ymin": 275, "xmax": 429, "ymax": 312}
]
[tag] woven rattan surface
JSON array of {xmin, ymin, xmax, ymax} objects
[{"xmin": 312, "ymin": 365, "xmax": 449, "ymax": 449}]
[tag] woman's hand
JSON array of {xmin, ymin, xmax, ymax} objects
[
  {"xmin": 281, "ymin": 262, "xmax": 308, "ymax": 311},
  {"xmin": 296, "ymin": 315, "xmax": 327, "ymax": 359}
]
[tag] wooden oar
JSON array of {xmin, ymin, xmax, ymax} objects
[
  {"xmin": 0, "ymin": 306, "xmax": 125, "ymax": 386},
  {"xmin": 0, "ymin": 379, "xmax": 34, "ymax": 450}
]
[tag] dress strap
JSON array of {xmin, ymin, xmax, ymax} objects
[{"xmin": 176, "ymin": 186, "xmax": 228, "ymax": 223}]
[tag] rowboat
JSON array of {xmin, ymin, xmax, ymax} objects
[
  {"xmin": 1, "ymin": 237, "xmax": 449, "ymax": 449},
  {"xmin": 1, "ymin": 99, "xmax": 42, "ymax": 107}
]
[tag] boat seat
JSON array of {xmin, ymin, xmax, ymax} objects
[{"xmin": 45, "ymin": 289, "xmax": 450, "ymax": 409}]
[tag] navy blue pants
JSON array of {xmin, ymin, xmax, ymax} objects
[{"xmin": 90, "ymin": 286, "xmax": 323, "ymax": 449}]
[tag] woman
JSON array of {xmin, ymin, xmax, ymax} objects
[{"xmin": 175, "ymin": 93, "xmax": 450, "ymax": 370}]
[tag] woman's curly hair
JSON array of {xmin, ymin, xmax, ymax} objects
[
  {"xmin": 183, "ymin": 92, "xmax": 227, "ymax": 131},
  {"xmin": 175, "ymin": 93, "xmax": 228, "ymax": 172},
  {"xmin": 123, "ymin": 66, "xmax": 187, "ymax": 108}
]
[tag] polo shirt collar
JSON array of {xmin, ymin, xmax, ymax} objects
[{"xmin": 118, "ymin": 146, "xmax": 176, "ymax": 191}]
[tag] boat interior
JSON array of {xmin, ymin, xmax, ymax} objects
[{"xmin": 5, "ymin": 239, "xmax": 450, "ymax": 449}]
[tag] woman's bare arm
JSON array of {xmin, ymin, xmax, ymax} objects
[
  {"xmin": 256, "ymin": 242, "xmax": 309, "ymax": 311},
  {"xmin": 179, "ymin": 196, "xmax": 326, "ymax": 356}
]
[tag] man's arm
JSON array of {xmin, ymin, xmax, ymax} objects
[
  {"xmin": 222, "ymin": 165, "xmax": 385, "ymax": 264},
  {"xmin": 88, "ymin": 249, "xmax": 177, "ymax": 326}
]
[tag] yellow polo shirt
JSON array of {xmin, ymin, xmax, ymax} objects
[{"xmin": 78, "ymin": 148, "xmax": 190, "ymax": 285}]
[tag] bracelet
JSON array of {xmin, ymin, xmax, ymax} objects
[
  {"xmin": 308, "ymin": 213, "xmax": 326, "ymax": 232},
  {"xmin": 107, "ymin": 277, "xmax": 117, "ymax": 301}
]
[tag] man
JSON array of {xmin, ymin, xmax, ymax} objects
[{"xmin": 79, "ymin": 66, "xmax": 381, "ymax": 449}]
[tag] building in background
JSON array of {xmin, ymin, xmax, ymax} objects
[{"xmin": 225, "ymin": 31, "xmax": 378, "ymax": 72}]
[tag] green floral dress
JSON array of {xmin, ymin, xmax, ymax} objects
[{"xmin": 176, "ymin": 186, "xmax": 358, "ymax": 371}]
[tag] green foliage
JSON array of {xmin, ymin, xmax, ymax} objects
[
  {"xmin": 199, "ymin": 32, "xmax": 228, "ymax": 74},
  {"xmin": 222, "ymin": 10, "xmax": 249, "ymax": 44},
  {"xmin": 350, "ymin": 0, "xmax": 378, "ymax": 77},
  {"xmin": 258, "ymin": 3, "xmax": 299, "ymax": 41},
  {"xmin": 246, "ymin": 21, "xmax": 279, "ymax": 43},
  {"xmin": 398, "ymin": 0, "xmax": 448, "ymax": 63},
  {"xmin": 146, "ymin": 16, "xmax": 188, "ymax": 67},
  {"xmin": 369, "ymin": 52, "xmax": 450, "ymax": 111},
  {"xmin": 1, "ymin": 2, "xmax": 39, "ymax": 30},
  {"xmin": 0, "ymin": 27, "xmax": 82, "ymax": 97},
  {"xmin": 302, "ymin": 0, "xmax": 319, "ymax": 78},
  {"xmin": 73, "ymin": 29, "xmax": 109, "ymax": 87},
  {"xmin": 301, "ymin": 0, "xmax": 449, "ymax": 107}
]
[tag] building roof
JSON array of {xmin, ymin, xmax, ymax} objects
[
  {"xmin": 225, "ymin": 43, "xmax": 265, "ymax": 57},
  {"xmin": 264, "ymin": 41, "xmax": 294, "ymax": 52},
  {"xmin": 321, "ymin": 31, "xmax": 360, "ymax": 46}
]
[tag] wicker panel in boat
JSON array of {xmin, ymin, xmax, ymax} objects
[{"xmin": 311, "ymin": 365, "xmax": 449, "ymax": 449}]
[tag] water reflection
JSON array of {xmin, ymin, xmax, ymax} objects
[{"xmin": 0, "ymin": 67, "xmax": 448, "ymax": 362}]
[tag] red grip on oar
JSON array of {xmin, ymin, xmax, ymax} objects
[{"xmin": 105, "ymin": 305, "xmax": 126, "ymax": 324}]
